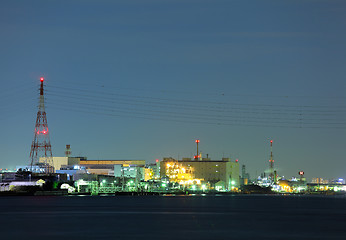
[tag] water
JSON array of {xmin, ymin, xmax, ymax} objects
[{"xmin": 0, "ymin": 194, "xmax": 345, "ymax": 239}]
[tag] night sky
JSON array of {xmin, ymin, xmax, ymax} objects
[{"xmin": 0, "ymin": 0, "xmax": 345, "ymax": 181}]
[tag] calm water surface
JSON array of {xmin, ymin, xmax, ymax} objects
[{"xmin": 0, "ymin": 194, "xmax": 345, "ymax": 239}]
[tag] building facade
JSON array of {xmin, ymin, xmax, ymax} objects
[
  {"xmin": 80, "ymin": 160, "xmax": 145, "ymax": 176},
  {"xmin": 39, "ymin": 157, "xmax": 83, "ymax": 172},
  {"xmin": 160, "ymin": 157, "xmax": 239, "ymax": 190}
]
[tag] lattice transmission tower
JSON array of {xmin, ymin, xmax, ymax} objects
[{"xmin": 29, "ymin": 77, "xmax": 53, "ymax": 173}]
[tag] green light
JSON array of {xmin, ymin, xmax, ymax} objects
[{"xmin": 231, "ymin": 181, "xmax": 235, "ymax": 185}]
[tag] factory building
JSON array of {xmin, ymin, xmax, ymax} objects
[
  {"xmin": 145, "ymin": 161, "xmax": 160, "ymax": 180},
  {"xmin": 80, "ymin": 160, "xmax": 145, "ymax": 176},
  {"xmin": 39, "ymin": 157, "xmax": 84, "ymax": 172},
  {"xmin": 160, "ymin": 157, "xmax": 240, "ymax": 190},
  {"xmin": 114, "ymin": 164, "xmax": 144, "ymax": 180},
  {"xmin": 40, "ymin": 157, "xmax": 146, "ymax": 177}
]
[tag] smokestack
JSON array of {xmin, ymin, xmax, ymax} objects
[{"xmin": 65, "ymin": 144, "xmax": 71, "ymax": 157}]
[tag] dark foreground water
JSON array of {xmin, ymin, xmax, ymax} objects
[{"xmin": 0, "ymin": 194, "xmax": 345, "ymax": 240}]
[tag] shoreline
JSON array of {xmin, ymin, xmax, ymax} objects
[{"xmin": 1, "ymin": 190, "xmax": 345, "ymax": 197}]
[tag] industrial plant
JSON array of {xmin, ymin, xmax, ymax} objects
[{"xmin": 0, "ymin": 77, "xmax": 345, "ymax": 196}]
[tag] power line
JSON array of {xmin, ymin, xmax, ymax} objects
[
  {"xmin": 41, "ymin": 83, "xmax": 346, "ymax": 128},
  {"xmin": 48, "ymin": 79, "xmax": 346, "ymax": 100},
  {"xmin": 45, "ymin": 87, "xmax": 346, "ymax": 115},
  {"xmin": 45, "ymin": 97, "xmax": 346, "ymax": 124},
  {"xmin": 49, "ymin": 105, "xmax": 346, "ymax": 129},
  {"xmin": 47, "ymin": 84, "xmax": 346, "ymax": 109},
  {"xmin": 1, "ymin": 81, "xmax": 345, "ymax": 129}
]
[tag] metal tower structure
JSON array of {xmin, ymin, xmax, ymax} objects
[
  {"xmin": 29, "ymin": 77, "xmax": 53, "ymax": 173},
  {"xmin": 269, "ymin": 140, "xmax": 274, "ymax": 182}
]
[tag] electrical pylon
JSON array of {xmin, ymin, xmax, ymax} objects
[{"xmin": 29, "ymin": 77, "xmax": 53, "ymax": 173}]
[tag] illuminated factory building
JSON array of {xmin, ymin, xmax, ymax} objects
[{"xmin": 160, "ymin": 157, "xmax": 240, "ymax": 191}]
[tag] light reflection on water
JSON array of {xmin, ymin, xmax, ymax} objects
[{"xmin": 0, "ymin": 195, "xmax": 345, "ymax": 240}]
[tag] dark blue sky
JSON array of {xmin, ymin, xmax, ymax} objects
[{"xmin": 1, "ymin": 0, "xmax": 345, "ymax": 180}]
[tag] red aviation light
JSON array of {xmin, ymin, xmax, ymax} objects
[
  {"xmin": 235, "ymin": 159, "xmax": 239, "ymax": 163},
  {"xmin": 156, "ymin": 159, "xmax": 159, "ymax": 163},
  {"xmin": 299, "ymin": 171, "xmax": 304, "ymax": 175},
  {"xmin": 195, "ymin": 139, "xmax": 200, "ymax": 143},
  {"xmin": 40, "ymin": 77, "xmax": 44, "ymax": 82},
  {"xmin": 270, "ymin": 140, "xmax": 273, "ymax": 144}
]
